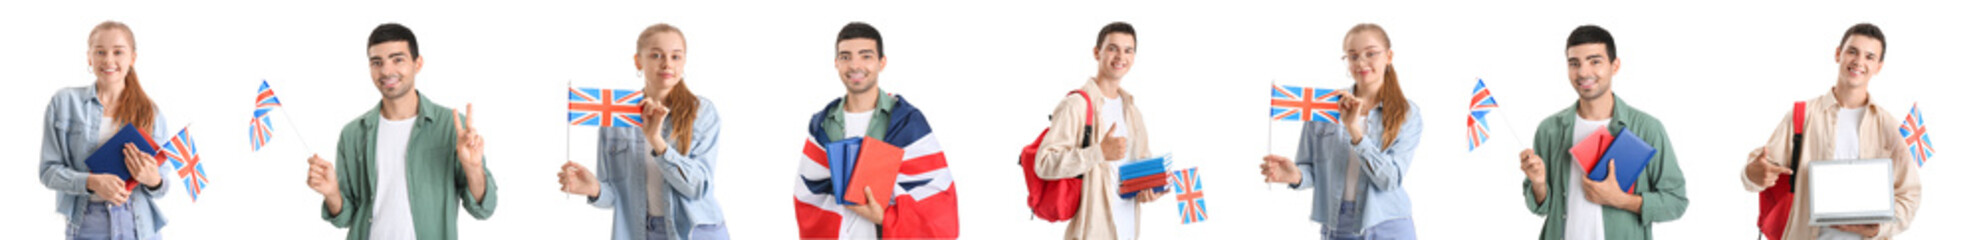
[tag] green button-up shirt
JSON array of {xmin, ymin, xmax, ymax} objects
[
  {"xmin": 1521, "ymin": 95, "xmax": 1688, "ymax": 240},
  {"xmin": 820, "ymin": 89, "xmax": 895, "ymax": 142},
  {"xmin": 321, "ymin": 92, "xmax": 498, "ymax": 240}
]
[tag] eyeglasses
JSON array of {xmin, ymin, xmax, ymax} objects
[{"xmin": 1342, "ymin": 48, "xmax": 1387, "ymax": 63}]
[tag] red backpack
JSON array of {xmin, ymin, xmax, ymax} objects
[
  {"xmin": 1019, "ymin": 90, "xmax": 1095, "ymax": 222},
  {"xmin": 1758, "ymin": 101, "xmax": 1806, "ymax": 240}
]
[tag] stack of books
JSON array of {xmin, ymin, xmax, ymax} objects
[
  {"xmin": 1118, "ymin": 154, "xmax": 1172, "ymax": 199},
  {"xmin": 824, "ymin": 137, "xmax": 904, "ymax": 205}
]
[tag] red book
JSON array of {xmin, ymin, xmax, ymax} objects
[
  {"xmin": 1569, "ymin": 129, "xmax": 1613, "ymax": 174},
  {"xmin": 844, "ymin": 137, "xmax": 904, "ymax": 205},
  {"xmin": 1120, "ymin": 172, "xmax": 1171, "ymax": 194}
]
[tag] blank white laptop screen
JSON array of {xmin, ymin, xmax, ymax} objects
[{"xmin": 1807, "ymin": 158, "xmax": 1896, "ymax": 226}]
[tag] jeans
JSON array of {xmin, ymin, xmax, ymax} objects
[
  {"xmin": 68, "ymin": 202, "xmax": 148, "ymax": 240},
  {"xmin": 647, "ymin": 216, "xmax": 729, "ymax": 240},
  {"xmin": 1326, "ymin": 201, "xmax": 1416, "ymax": 240}
]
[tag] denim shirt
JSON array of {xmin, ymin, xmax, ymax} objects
[
  {"xmin": 1290, "ymin": 100, "xmax": 1420, "ymax": 235},
  {"xmin": 588, "ymin": 96, "xmax": 727, "ymax": 240},
  {"xmin": 40, "ymin": 85, "xmax": 172, "ymax": 239}
]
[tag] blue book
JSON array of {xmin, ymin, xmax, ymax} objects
[
  {"xmin": 86, "ymin": 124, "xmax": 158, "ymax": 185},
  {"xmin": 1117, "ymin": 154, "xmax": 1171, "ymax": 179},
  {"xmin": 1587, "ymin": 128, "xmax": 1657, "ymax": 193},
  {"xmin": 823, "ymin": 138, "xmax": 862, "ymax": 205}
]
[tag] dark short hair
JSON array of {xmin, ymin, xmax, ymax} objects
[
  {"xmin": 1565, "ymin": 25, "xmax": 1616, "ymax": 61},
  {"xmin": 1095, "ymin": 22, "xmax": 1136, "ymax": 48},
  {"xmin": 836, "ymin": 22, "xmax": 883, "ymax": 57},
  {"xmin": 1840, "ymin": 23, "xmax": 1886, "ymax": 61},
  {"xmin": 368, "ymin": 23, "xmax": 419, "ymax": 58}
]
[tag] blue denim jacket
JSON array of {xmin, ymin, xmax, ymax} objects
[
  {"xmin": 39, "ymin": 85, "xmax": 171, "ymax": 239},
  {"xmin": 588, "ymin": 96, "xmax": 727, "ymax": 240},
  {"xmin": 1290, "ymin": 100, "xmax": 1420, "ymax": 235}
]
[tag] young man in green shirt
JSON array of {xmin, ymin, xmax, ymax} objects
[
  {"xmin": 303, "ymin": 23, "xmax": 498, "ymax": 240},
  {"xmin": 1517, "ymin": 25, "xmax": 1687, "ymax": 240}
]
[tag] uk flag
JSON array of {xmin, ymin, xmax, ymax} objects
[
  {"xmin": 1270, "ymin": 84, "xmax": 1344, "ymax": 124},
  {"xmin": 1469, "ymin": 79, "xmax": 1500, "ymax": 152},
  {"xmin": 1172, "ymin": 167, "xmax": 1207, "ymax": 224},
  {"xmin": 568, "ymin": 87, "xmax": 644, "ymax": 128},
  {"xmin": 1900, "ymin": 103, "xmax": 1933, "ymax": 166},
  {"xmin": 251, "ymin": 80, "xmax": 281, "ymax": 151},
  {"xmin": 158, "ymin": 127, "xmax": 207, "ymax": 202}
]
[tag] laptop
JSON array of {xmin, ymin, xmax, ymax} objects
[{"xmin": 1807, "ymin": 158, "xmax": 1896, "ymax": 226}]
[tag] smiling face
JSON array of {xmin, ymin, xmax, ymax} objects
[
  {"xmin": 1094, "ymin": 32, "xmax": 1136, "ymax": 80},
  {"xmin": 1342, "ymin": 30, "xmax": 1390, "ymax": 88},
  {"xmin": 367, "ymin": 41, "xmax": 422, "ymax": 100},
  {"xmin": 637, "ymin": 31, "xmax": 687, "ymax": 91},
  {"xmin": 1565, "ymin": 43, "xmax": 1617, "ymax": 101},
  {"xmin": 88, "ymin": 28, "xmax": 135, "ymax": 87},
  {"xmin": 1835, "ymin": 34, "xmax": 1884, "ymax": 89},
  {"xmin": 835, "ymin": 38, "xmax": 885, "ymax": 95}
]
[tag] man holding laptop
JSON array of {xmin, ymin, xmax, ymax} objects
[{"xmin": 1741, "ymin": 23, "xmax": 1922, "ymax": 239}]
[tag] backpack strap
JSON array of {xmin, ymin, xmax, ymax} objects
[
  {"xmin": 1788, "ymin": 101, "xmax": 1807, "ymax": 191},
  {"xmin": 1068, "ymin": 90, "xmax": 1096, "ymax": 148}
]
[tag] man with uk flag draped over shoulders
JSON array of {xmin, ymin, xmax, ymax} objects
[{"xmin": 792, "ymin": 22, "xmax": 958, "ymax": 240}]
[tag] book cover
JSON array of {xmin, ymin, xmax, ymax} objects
[
  {"xmin": 843, "ymin": 137, "xmax": 904, "ymax": 205},
  {"xmin": 1587, "ymin": 128, "xmax": 1657, "ymax": 194}
]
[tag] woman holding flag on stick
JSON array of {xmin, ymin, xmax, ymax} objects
[
  {"xmin": 556, "ymin": 23, "xmax": 731, "ymax": 240},
  {"xmin": 1259, "ymin": 23, "xmax": 1422, "ymax": 239},
  {"xmin": 40, "ymin": 20, "xmax": 174, "ymax": 240}
]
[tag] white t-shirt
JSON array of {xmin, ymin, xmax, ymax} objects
[
  {"xmin": 1834, "ymin": 108, "xmax": 1865, "ymax": 159},
  {"xmin": 1099, "ymin": 96, "xmax": 1137, "ymax": 240},
  {"xmin": 369, "ymin": 116, "xmax": 418, "ymax": 240},
  {"xmin": 843, "ymin": 109, "xmax": 875, "ymax": 140},
  {"xmin": 1564, "ymin": 117, "xmax": 1610, "ymax": 240}
]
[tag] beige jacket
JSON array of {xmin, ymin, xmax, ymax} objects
[
  {"xmin": 1033, "ymin": 80, "xmax": 1154, "ymax": 240},
  {"xmin": 1743, "ymin": 90, "xmax": 1922, "ymax": 240}
]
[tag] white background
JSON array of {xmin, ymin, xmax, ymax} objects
[{"xmin": 3, "ymin": 0, "xmax": 1977, "ymax": 239}]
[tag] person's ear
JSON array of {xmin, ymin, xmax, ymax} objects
[
  {"xmin": 1094, "ymin": 47, "xmax": 1103, "ymax": 61},
  {"xmin": 1609, "ymin": 58, "xmax": 1622, "ymax": 76},
  {"xmin": 1382, "ymin": 49, "xmax": 1395, "ymax": 66},
  {"xmin": 877, "ymin": 55, "xmax": 888, "ymax": 72},
  {"xmin": 633, "ymin": 54, "xmax": 643, "ymax": 71},
  {"xmin": 1834, "ymin": 46, "xmax": 1847, "ymax": 64},
  {"xmin": 411, "ymin": 56, "xmax": 425, "ymax": 75}
]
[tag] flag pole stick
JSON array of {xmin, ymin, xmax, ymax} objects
[
  {"xmin": 278, "ymin": 109, "xmax": 313, "ymax": 153},
  {"xmin": 565, "ymin": 80, "xmax": 572, "ymax": 200},
  {"xmin": 1266, "ymin": 81, "xmax": 1276, "ymax": 191}
]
